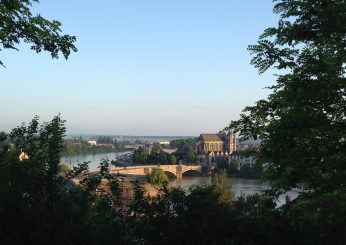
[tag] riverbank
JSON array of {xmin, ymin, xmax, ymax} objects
[{"xmin": 123, "ymin": 174, "xmax": 297, "ymax": 206}]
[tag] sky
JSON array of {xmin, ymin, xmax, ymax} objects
[{"xmin": 0, "ymin": 1, "xmax": 279, "ymax": 136}]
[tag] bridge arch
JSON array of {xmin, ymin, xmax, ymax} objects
[
  {"xmin": 163, "ymin": 170, "xmax": 177, "ymax": 178},
  {"xmin": 181, "ymin": 169, "xmax": 202, "ymax": 176}
]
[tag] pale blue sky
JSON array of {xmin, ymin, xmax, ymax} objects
[{"xmin": 1, "ymin": 1, "xmax": 278, "ymax": 136}]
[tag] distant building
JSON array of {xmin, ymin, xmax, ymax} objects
[
  {"xmin": 158, "ymin": 141, "xmax": 170, "ymax": 145},
  {"xmin": 88, "ymin": 140, "xmax": 97, "ymax": 146},
  {"xmin": 229, "ymin": 152, "xmax": 256, "ymax": 169},
  {"xmin": 98, "ymin": 143, "xmax": 114, "ymax": 148},
  {"xmin": 240, "ymin": 155, "xmax": 256, "ymax": 168},
  {"xmin": 162, "ymin": 148, "xmax": 177, "ymax": 154},
  {"xmin": 195, "ymin": 130, "xmax": 236, "ymax": 166},
  {"xmin": 236, "ymin": 143, "xmax": 259, "ymax": 151}
]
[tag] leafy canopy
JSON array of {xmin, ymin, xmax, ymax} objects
[
  {"xmin": 212, "ymin": 169, "xmax": 235, "ymax": 204},
  {"xmin": 226, "ymin": 0, "xmax": 346, "ymax": 196},
  {"xmin": 0, "ymin": 0, "xmax": 77, "ymax": 67},
  {"xmin": 146, "ymin": 167, "xmax": 169, "ymax": 186}
]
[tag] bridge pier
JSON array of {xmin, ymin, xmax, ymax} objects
[
  {"xmin": 202, "ymin": 165, "xmax": 211, "ymax": 176},
  {"xmin": 176, "ymin": 165, "xmax": 182, "ymax": 179},
  {"xmin": 144, "ymin": 167, "xmax": 150, "ymax": 175}
]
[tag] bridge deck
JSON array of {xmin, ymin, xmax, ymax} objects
[{"xmin": 89, "ymin": 164, "xmax": 202, "ymax": 178}]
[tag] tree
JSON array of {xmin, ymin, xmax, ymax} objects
[
  {"xmin": 212, "ymin": 169, "xmax": 234, "ymax": 205},
  {"xmin": 225, "ymin": 0, "xmax": 346, "ymax": 243},
  {"xmin": 169, "ymin": 138, "xmax": 197, "ymax": 149},
  {"xmin": 146, "ymin": 168, "xmax": 168, "ymax": 187},
  {"xmin": 169, "ymin": 154, "xmax": 177, "ymax": 165},
  {"xmin": 0, "ymin": 116, "xmax": 128, "ymax": 244},
  {"xmin": 227, "ymin": 0, "xmax": 346, "ymax": 197},
  {"xmin": 58, "ymin": 163, "xmax": 70, "ymax": 173},
  {"xmin": 229, "ymin": 159, "xmax": 239, "ymax": 176},
  {"xmin": 217, "ymin": 159, "xmax": 230, "ymax": 172},
  {"xmin": 132, "ymin": 146, "xmax": 149, "ymax": 164},
  {"xmin": 0, "ymin": 0, "xmax": 77, "ymax": 67},
  {"xmin": 0, "ymin": 115, "xmax": 70, "ymax": 243},
  {"xmin": 151, "ymin": 142, "xmax": 161, "ymax": 154},
  {"xmin": 185, "ymin": 146, "xmax": 196, "ymax": 163}
]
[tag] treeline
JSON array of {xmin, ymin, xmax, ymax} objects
[
  {"xmin": 169, "ymin": 138, "xmax": 196, "ymax": 163},
  {"xmin": 132, "ymin": 139, "xmax": 196, "ymax": 165},
  {"xmin": 133, "ymin": 144, "xmax": 177, "ymax": 165},
  {"xmin": 217, "ymin": 158, "xmax": 263, "ymax": 179},
  {"xmin": 97, "ymin": 136, "xmax": 114, "ymax": 144},
  {"xmin": 62, "ymin": 142, "xmax": 126, "ymax": 156}
]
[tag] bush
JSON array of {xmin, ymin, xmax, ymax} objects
[
  {"xmin": 58, "ymin": 163, "xmax": 70, "ymax": 173},
  {"xmin": 146, "ymin": 168, "xmax": 168, "ymax": 186}
]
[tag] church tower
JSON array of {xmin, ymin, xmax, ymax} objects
[
  {"xmin": 226, "ymin": 129, "xmax": 236, "ymax": 153},
  {"xmin": 230, "ymin": 129, "xmax": 236, "ymax": 152}
]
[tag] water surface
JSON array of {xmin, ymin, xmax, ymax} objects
[{"xmin": 60, "ymin": 151, "xmax": 130, "ymax": 170}]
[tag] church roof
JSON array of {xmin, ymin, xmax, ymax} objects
[{"xmin": 200, "ymin": 134, "xmax": 224, "ymax": 142}]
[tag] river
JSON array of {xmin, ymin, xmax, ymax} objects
[
  {"xmin": 60, "ymin": 151, "xmax": 132, "ymax": 170},
  {"xmin": 61, "ymin": 153, "xmax": 298, "ymax": 205},
  {"xmin": 170, "ymin": 176, "xmax": 297, "ymax": 206}
]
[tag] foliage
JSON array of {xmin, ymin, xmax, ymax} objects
[
  {"xmin": 229, "ymin": 159, "xmax": 239, "ymax": 175},
  {"xmin": 132, "ymin": 146, "xmax": 149, "ymax": 164},
  {"xmin": 97, "ymin": 136, "xmax": 113, "ymax": 144},
  {"xmin": 217, "ymin": 158, "xmax": 262, "ymax": 179},
  {"xmin": 169, "ymin": 138, "xmax": 196, "ymax": 149},
  {"xmin": 212, "ymin": 169, "xmax": 235, "ymax": 204},
  {"xmin": 237, "ymin": 163, "xmax": 263, "ymax": 179},
  {"xmin": 227, "ymin": 0, "xmax": 346, "ymax": 197},
  {"xmin": 225, "ymin": 0, "xmax": 346, "ymax": 243},
  {"xmin": 0, "ymin": 116, "xmax": 126, "ymax": 244},
  {"xmin": 62, "ymin": 141, "xmax": 125, "ymax": 156},
  {"xmin": 170, "ymin": 138, "xmax": 196, "ymax": 163},
  {"xmin": 169, "ymin": 154, "xmax": 177, "ymax": 165},
  {"xmin": 1, "ymin": 0, "xmax": 346, "ymax": 243},
  {"xmin": 110, "ymin": 159, "xmax": 124, "ymax": 167},
  {"xmin": 133, "ymin": 145, "xmax": 177, "ymax": 165},
  {"xmin": 1, "ymin": 115, "xmax": 346, "ymax": 244},
  {"xmin": 0, "ymin": 0, "xmax": 77, "ymax": 67},
  {"xmin": 146, "ymin": 168, "xmax": 168, "ymax": 186},
  {"xmin": 151, "ymin": 142, "xmax": 161, "ymax": 154},
  {"xmin": 58, "ymin": 163, "xmax": 70, "ymax": 173},
  {"xmin": 132, "ymin": 143, "xmax": 181, "ymax": 165},
  {"xmin": 217, "ymin": 159, "xmax": 230, "ymax": 172},
  {"xmin": 0, "ymin": 115, "xmax": 71, "ymax": 244}
]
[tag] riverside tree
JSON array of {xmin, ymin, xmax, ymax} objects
[
  {"xmin": 0, "ymin": 0, "xmax": 77, "ymax": 67},
  {"xmin": 146, "ymin": 167, "xmax": 168, "ymax": 187},
  {"xmin": 212, "ymin": 169, "xmax": 235, "ymax": 204}
]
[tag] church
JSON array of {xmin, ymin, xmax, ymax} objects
[{"xmin": 195, "ymin": 130, "xmax": 236, "ymax": 166}]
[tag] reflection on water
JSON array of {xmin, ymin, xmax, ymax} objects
[{"xmin": 60, "ymin": 152, "xmax": 130, "ymax": 170}]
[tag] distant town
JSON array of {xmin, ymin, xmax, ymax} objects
[{"xmin": 62, "ymin": 131, "xmax": 262, "ymax": 179}]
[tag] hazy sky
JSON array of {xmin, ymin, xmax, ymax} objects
[{"xmin": 1, "ymin": 1, "xmax": 278, "ymax": 136}]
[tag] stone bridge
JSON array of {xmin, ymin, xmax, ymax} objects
[
  {"xmin": 124, "ymin": 144, "xmax": 144, "ymax": 150},
  {"xmin": 91, "ymin": 165, "xmax": 202, "ymax": 178}
]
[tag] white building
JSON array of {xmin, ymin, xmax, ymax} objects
[{"xmin": 87, "ymin": 140, "xmax": 97, "ymax": 146}]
